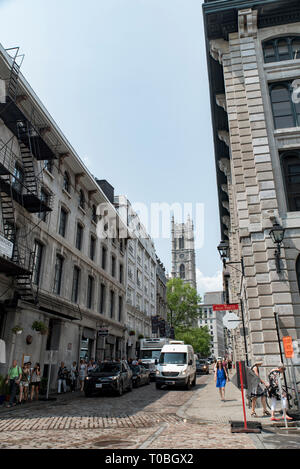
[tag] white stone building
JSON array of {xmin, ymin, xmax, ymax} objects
[
  {"xmin": 0, "ymin": 45, "xmax": 129, "ymax": 389},
  {"xmin": 203, "ymin": 0, "xmax": 300, "ymax": 376},
  {"xmin": 198, "ymin": 292, "xmax": 227, "ymax": 359},
  {"xmin": 114, "ymin": 195, "xmax": 157, "ymax": 358}
]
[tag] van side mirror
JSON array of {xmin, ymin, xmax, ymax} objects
[
  {"xmin": 188, "ymin": 359, "xmax": 193, "ymax": 366},
  {"xmin": 155, "ymin": 359, "xmax": 158, "ymax": 365}
]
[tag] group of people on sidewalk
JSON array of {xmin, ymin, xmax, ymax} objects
[
  {"xmin": 5, "ymin": 360, "xmax": 41, "ymax": 408},
  {"xmin": 213, "ymin": 357, "xmax": 293, "ymax": 422}
]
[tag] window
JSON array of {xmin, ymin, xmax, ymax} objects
[
  {"xmin": 79, "ymin": 190, "xmax": 85, "ymax": 210},
  {"xmin": 281, "ymin": 151, "xmax": 300, "ymax": 211},
  {"xmin": 71, "ymin": 266, "xmax": 80, "ymax": 303},
  {"xmin": 92, "ymin": 204, "xmax": 97, "ymax": 223},
  {"xmin": 38, "ymin": 188, "xmax": 49, "ymax": 222},
  {"xmin": 263, "ymin": 36, "xmax": 300, "ymax": 63},
  {"xmin": 32, "ymin": 241, "xmax": 43, "ymax": 286},
  {"xmin": 111, "ymin": 255, "xmax": 116, "ymax": 277},
  {"xmin": 269, "ymin": 82, "xmax": 300, "ymax": 129},
  {"xmin": 87, "ymin": 276, "xmax": 94, "ymax": 309},
  {"xmin": 297, "ymin": 256, "xmax": 300, "ymax": 293},
  {"xmin": 63, "ymin": 171, "xmax": 70, "ymax": 193},
  {"xmin": 99, "ymin": 283, "xmax": 106, "ymax": 314},
  {"xmin": 44, "ymin": 160, "xmax": 53, "ymax": 174},
  {"xmin": 76, "ymin": 223, "xmax": 83, "ymax": 250},
  {"xmin": 59, "ymin": 208, "xmax": 68, "ymax": 237},
  {"xmin": 119, "ymin": 264, "xmax": 123, "ymax": 284},
  {"xmin": 101, "ymin": 246, "xmax": 107, "ymax": 270},
  {"xmin": 179, "ymin": 236, "xmax": 184, "ymax": 249},
  {"xmin": 110, "ymin": 290, "xmax": 115, "ymax": 319},
  {"xmin": 180, "ymin": 264, "xmax": 185, "ymax": 279},
  {"xmin": 53, "ymin": 255, "xmax": 63, "ymax": 295},
  {"xmin": 90, "ymin": 235, "xmax": 96, "ymax": 261},
  {"xmin": 118, "ymin": 296, "xmax": 123, "ymax": 322},
  {"xmin": 12, "ymin": 164, "xmax": 24, "ymax": 194}
]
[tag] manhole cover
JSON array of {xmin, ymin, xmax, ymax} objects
[{"xmin": 93, "ymin": 439, "xmax": 130, "ymax": 448}]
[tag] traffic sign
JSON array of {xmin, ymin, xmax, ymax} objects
[
  {"xmin": 98, "ymin": 328, "xmax": 109, "ymax": 337},
  {"xmin": 283, "ymin": 336, "xmax": 294, "ymax": 359},
  {"xmin": 213, "ymin": 304, "xmax": 239, "ymax": 311},
  {"xmin": 223, "ymin": 312, "xmax": 240, "ymax": 330}
]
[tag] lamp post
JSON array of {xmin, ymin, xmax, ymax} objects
[
  {"xmin": 269, "ymin": 223, "xmax": 285, "ymax": 273},
  {"xmin": 217, "ymin": 240, "xmax": 248, "ymax": 365}
]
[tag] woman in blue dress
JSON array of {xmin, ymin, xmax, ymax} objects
[{"xmin": 214, "ymin": 359, "xmax": 229, "ymax": 402}]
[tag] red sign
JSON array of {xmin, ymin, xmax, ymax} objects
[
  {"xmin": 283, "ymin": 336, "xmax": 294, "ymax": 359},
  {"xmin": 213, "ymin": 304, "xmax": 239, "ymax": 312}
]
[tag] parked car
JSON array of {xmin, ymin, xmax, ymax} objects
[
  {"xmin": 130, "ymin": 364, "xmax": 151, "ymax": 387},
  {"xmin": 196, "ymin": 359, "xmax": 209, "ymax": 375},
  {"xmin": 84, "ymin": 361, "xmax": 132, "ymax": 397}
]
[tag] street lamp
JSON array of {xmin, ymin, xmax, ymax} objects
[
  {"xmin": 269, "ymin": 223, "xmax": 285, "ymax": 273},
  {"xmin": 217, "ymin": 240, "xmax": 244, "ymax": 276}
]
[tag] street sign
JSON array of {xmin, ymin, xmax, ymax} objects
[
  {"xmin": 213, "ymin": 304, "xmax": 239, "ymax": 311},
  {"xmin": 98, "ymin": 328, "xmax": 109, "ymax": 337},
  {"xmin": 283, "ymin": 336, "xmax": 294, "ymax": 359},
  {"xmin": 223, "ymin": 312, "xmax": 240, "ymax": 330}
]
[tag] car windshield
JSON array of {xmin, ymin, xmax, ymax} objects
[
  {"xmin": 92, "ymin": 363, "xmax": 121, "ymax": 373},
  {"xmin": 140, "ymin": 350, "xmax": 161, "ymax": 359},
  {"xmin": 159, "ymin": 353, "xmax": 187, "ymax": 365},
  {"xmin": 199, "ymin": 360, "xmax": 207, "ymax": 364}
]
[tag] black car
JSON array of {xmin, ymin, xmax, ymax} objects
[
  {"xmin": 84, "ymin": 361, "xmax": 133, "ymax": 397},
  {"xmin": 196, "ymin": 359, "xmax": 209, "ymax": 375},
  {"xmin": 130, "ymin": 364, "xmax": 151, "ymax": 388}
]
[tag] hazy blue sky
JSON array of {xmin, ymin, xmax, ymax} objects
[{"xmin": 0, "ymin": 0, "xmax": 223, "ymax": 296}]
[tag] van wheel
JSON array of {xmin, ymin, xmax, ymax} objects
[
  {"xmin": 192, "ymin": 374, "xmax": 196, "ymax": 387},
  {"xmin": 156, "ymin": 383, "xmax": 162, "ymax": 390},
  {"xmin": 186, "ymin": 378, "xmax": 192, "ymax": 390}
]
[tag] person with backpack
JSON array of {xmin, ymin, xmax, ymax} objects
[{"xmin": 5, "ymin": 359, "xmax": 22, "ymax": 408}]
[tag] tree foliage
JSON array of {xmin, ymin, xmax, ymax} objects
[
  {"xmin": 175, "ymin": 326, "xmax": 211, "ymax": 356},
  {"xmin": 166, "ymin": 278, "xmax": 201, "ymax": 328}
]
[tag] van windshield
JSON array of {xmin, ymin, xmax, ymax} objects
[{"xmin": 159, "ymin": 353, "xmax": 187, "ymax": 365}]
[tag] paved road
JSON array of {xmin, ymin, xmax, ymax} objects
[{"xmin": 0, "ymin": 375, "xmax": 260, "ymax": 449}]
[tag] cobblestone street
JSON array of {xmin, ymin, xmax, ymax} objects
[{"xmin": 0, "ymin": 375, "xmax": 259, "ymax": 449}]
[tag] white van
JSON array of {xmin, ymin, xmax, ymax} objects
[{"xmin": 155, "ymin": 341, "xmax": 197, "ymax": 390}]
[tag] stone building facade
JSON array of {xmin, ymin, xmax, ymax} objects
[
  {"xmin": 203, "ymin": 0, "xmax": 300, "ymax": 375},
  {"xmin": 198, "ymin": 292, "xmax": 227, "ymax": 360},
  {"xmin": 114, "ymin": 195, "xmax": 156, "ymax": 358},
  {"xmin": 0, "ymin": 44, "xmax": 129, "ymax": 388},
  {"xmin": 171, "ymin": 216, "xmax": 197, "ymax": 290}
]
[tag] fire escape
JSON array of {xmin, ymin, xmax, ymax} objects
[{"xmin": 0, "ymin": 48, "xmax": 56, "ymax": 304}]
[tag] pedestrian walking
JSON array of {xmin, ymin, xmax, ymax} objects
[
  {"xmin": 5, "ymin": 359, "xmax": 22, "ymax": 408},
  {"xmin": 30, "ymin": 363, "xmax": 41, "ymax": 401},
  {"xmin": 19, "ymin": 362, "xmax": 31, "ymax": 404},
  {"xmin": 214, "ymin": 358, "xmax": 229, "ymax": 402},
  {"xmin": 79, "ymin": 359, "xmax": 87, "ymax": 391},
  {"xmin": 70, "ymin": 361, "xmax": 78, "ymax": 392},
  {"xmin": 250, "ymin": 360, "xmax": 270, "ymax": 417},
  {"xmin": 57, "ymin": 362, "xmax": 68, "ymax": 394},
  {"xmin": 267, "ymin": 364, "xmax": 293, "ymax": 422}
]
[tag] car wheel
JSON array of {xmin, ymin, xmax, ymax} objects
[
  {"xmin": 156, "ymin": 383, "xmax": 162, "ymax": 390},
  {"xmin": 147, "ymin": 377, "xmax": 150, "ymax": 385},
  {"xmin": 127, "ymin": 380, "xmax": 133, "ymax": 392},
  {"xmin": 192, "ymin": 374, "xmax": 196, "ymax": 386},
  {"xmin": 117, "ymin": 382, "xmax": 123, "ymax": 397},
  {"xmin": 84, "ymin": 391, "xmax": 92, "ymax": 398}
]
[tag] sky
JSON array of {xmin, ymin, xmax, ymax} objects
[{"xmin": 0, "ymin": 0, "xmax": 223, "ymax": 296}]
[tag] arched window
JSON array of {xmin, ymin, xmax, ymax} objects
[
  {"xmin": 92, "ymin": 204, "xmax": 97, "ymax": 223},
  {"xmin": 263, "ymin": 36, "xmax": 300, "ymax": 63},
  {"xmin": 269, "ymin": 82, "xmax": 300, "ymax": 129},
  {"xmin": 281, "ymin": 151, "xmax": 300, "ymax": 211},
  {"xmin": 179, "ymin": 236, "xmax": 184, "ymax": 249},
  {"xmin": 63, "ymin": 171, "xmax": 70, "ymax": 193},
  {"xmin": 180, "ymin": 264, "xmax": 185, "ymax": 279},
  {"xmin": 297, "ymin": 256, "xmax": 300, "ymax": 293}
]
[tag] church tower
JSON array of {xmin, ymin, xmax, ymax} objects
[{"xmin": 171, "ymin": 215, "xmax": 197, "ymax": 290}]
